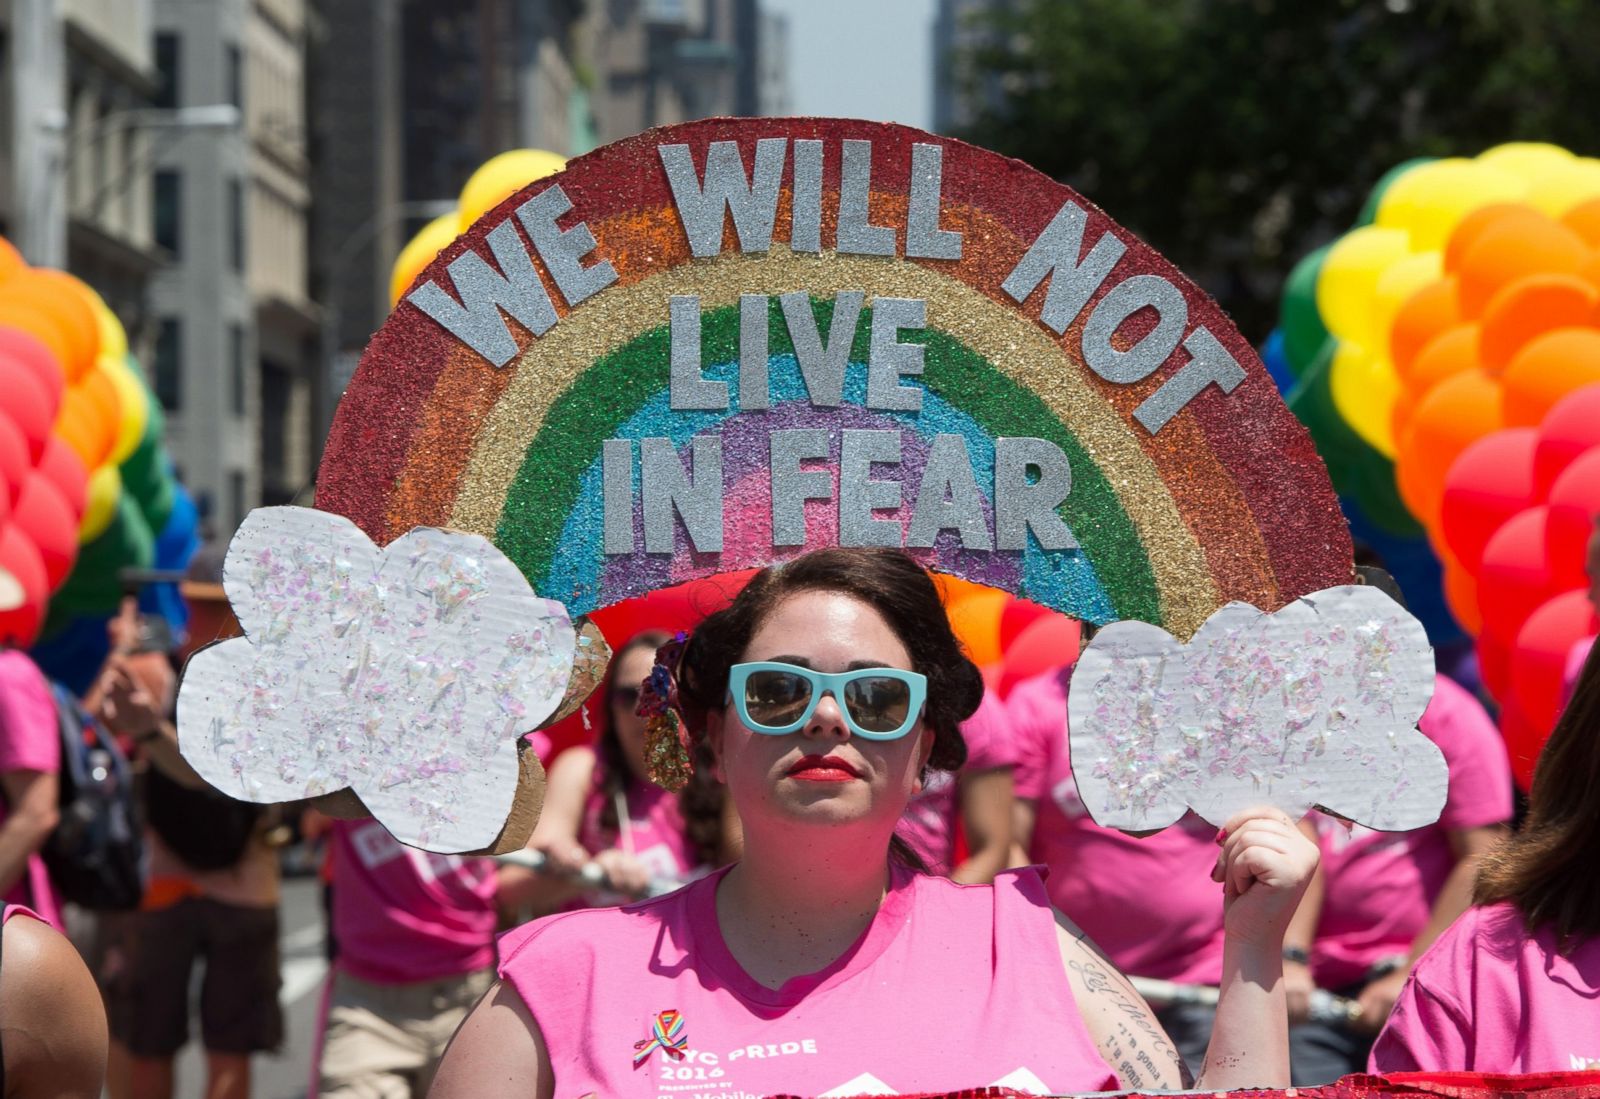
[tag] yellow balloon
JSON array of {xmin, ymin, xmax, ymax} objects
[
  {"xmin": 1376, "ymin": 159, "xmax": 1525, "ymax": 252},
  {"xmin": 1373, "ymin": 250, "xmax": 1444, "ymax": 350},
  {"xmin": 457, "ymin": 148, "xmax": 568, "ymax": 231},
  {"xmin": 1525, "ymin": 157, "xmax": 1600, "ymax": 218},
  {"xmin": 1330, "ymin": 340, "xmax": 1401, "ymax": 458},
  {"xmin": 1476, "ymin": 142, "xmax": 1575, "ymax": 184},
  {"xmin": 388, "ymin": 212, "xmax": 461, "ymax": 307},
  {"xmin": 90, "ymin": 296, "xmax": 127, "ymax": 362},
  {"xmin": 1317, "ymin": 226, "xmax": 1411, "ymax": 348},
  {"xmin": 102, "ymin": 354, "xmax": 149, "ymax": 465},
  {"xmin": 79, "ymin": 464, "xmax": 121, "ymax": 544}
]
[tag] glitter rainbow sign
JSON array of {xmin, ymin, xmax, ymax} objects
[{"xmin": 319, "ymin": 118, "xmax": 1351, "ymax": 638}]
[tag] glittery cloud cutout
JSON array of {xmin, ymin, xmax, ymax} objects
[
  {"xmin": 1067, "ymin": 586, "xmax": 1445, "ymax": 833},
  {"xmin": 176, "ymin": 507, "xmax": 577, "ymax": 853}
]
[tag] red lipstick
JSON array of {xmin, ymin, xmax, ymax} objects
[{"xmin": 786, "ymin": 755, "xmax": 861, "ymax": 782}]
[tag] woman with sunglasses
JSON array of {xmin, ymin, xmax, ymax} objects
[
  {"xmin": 530, "ymin": 632, "xmax": 735, "ymax": 904},
  {"xmin": 433, "ymin": 548, "xmax": 1317, "ymax": 1097}
]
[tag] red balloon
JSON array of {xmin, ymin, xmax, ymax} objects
[
  {"xmin": 588, "ymin": 570, "xmax": 755, "ymax": 649},
  {"xmin": 0, "ymin": 356, "xmax": 52, "ymax": 462},
  {"xmin": 1438, "ymin": 428, "xmax": 1537, "ymax": 573},
  {"xmin": 0, "ymin": 525, "xmax": 46, "ymax": 646},
  {"xmin": 0, "ymin": 328, "xmax": 64, "ymax": 415},
  {"xmin": 1510, "ymin": 588, "xmax": 1596, "ymax": 741},
  {"xmin": 36, "ymin": 436, "xmax": 86, "ymax": 518},
  {"xmin": 1545, "ymin": 448, "xmax": 1600, "ymax": 589},
  {"xmin": 1498, "ymin": 695, "xmax": 1547, "ymax": 793},
  {"xmin": 13, "ymin": 472, "xmax": 78, "ymax": 589},
  {"xmin": 0, "ymin": 413, "xmax": 27, "ymax": 512},
  {"xmin": 1477, "ymin": 629, "xmax": 1514, "ymax": 707},
  {"xmin": 999, "ymin": 597, "xmax": 1053, "ymax": 651},
  {"xmin": 1533, "ymin": 382, "xmax": 1600, "ymax": 499},
  {"xmin": 998, "ymin": 614, "xmax": 1081, "ymax": 697},
  {"xmin": 1477, "ymin": 506, "xmax": 1563, "ymax": 643}
]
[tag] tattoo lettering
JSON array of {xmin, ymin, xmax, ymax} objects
[{"xmin": 1068, "ymin": 957, "xmax": 1193, "ymax": 1089}]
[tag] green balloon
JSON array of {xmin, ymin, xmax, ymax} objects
[
  {"xmin": 1280, "ymin": 245, "xmax": 1332, "ymax": 376},
  {"xmin": 1354, "ymin": 157, "xmax": 1437, "ymax": 228},
  {"xmin": 51, "ymin": 496, "xmax": 156, "ymax": 616}
]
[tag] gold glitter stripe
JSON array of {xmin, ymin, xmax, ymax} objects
[{"xmin": 447, "ymin": 248, "xmax": 1220, "ymax": 637}]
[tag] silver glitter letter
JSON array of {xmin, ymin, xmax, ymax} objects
[
  {"xmin": 1000, "ymin": 200, "xmax": 1126, "ymax": 336},
  {"xmin": 780, "ymin": 290, "xmax": 863, "ymax": 408},
  {"xmin": 866, "ymin": 297, "xmax": 926, "ymax": 412},
  {"xmin": 1081, "ymin": 274, "xmax": 1188, "ymax": 384},
  {"xmin": 641, "ymin": 436, "xmax": 724, "ymax": 554},
  {"xmin": 994, "ymin": 437, "xmax": 1078, "ymax": 552},
  {"xmin": 658, "ymin": 139, "xmax": 787, "ymax": 258},
  {"xmin": 740, "ymin": 294, "xmax": 770, "ymax": 411},
  {"xmin": 839, "ymin": 429, "xmax": 903, "ymax": 547},
  {"xmin": 405, "ymin": 220, "xmax": 557, "ymax": 367},
  {"xmin": 769, "ymin": 428, "xmax": 831, "ymax": 547},
  {"xmin": 669, "ymin": 295, "xmax": 729, "ymax": 410},
  {"xmin": 1134, "ymin": 326, "xmax": 1247, "ymax": 434},
  {"xmin": 907, "ymin": 434, "xmax": 992, "ymax": 550},
  {"xmin": 514, "ymin": 184, "xmax": 618, "ymax": 307},
  {"xmin": 906, "ymin": 143, "xmax": 962, "ymax": 260},
  {"xmin": 602, "ymin": 438, "xmax": 634, "ymax": 553},
  {"xmin": 837, "ymin": 140, "xmax": 895, "ymax": 256},
  {"xmin": 791, "ymin": 139, "xmax": 823, "ymax": 253}
]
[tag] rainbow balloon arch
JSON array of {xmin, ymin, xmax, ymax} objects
[
  {"xmin": 0, "ymin": 238, "xmax": 198, "ymax": 690},
  {"xmin": 1271, "ymin": 142, "xmax": 1600, "ymax": 787}
]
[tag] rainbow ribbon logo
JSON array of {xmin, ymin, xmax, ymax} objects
[{"xmin": 633, "ymin": 1009, "xmax": 688, "ymax": 1066}]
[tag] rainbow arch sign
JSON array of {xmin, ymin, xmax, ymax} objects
[{"xmin": 319, "ymin": 118, "xmax": 1352, "ymax": 637}]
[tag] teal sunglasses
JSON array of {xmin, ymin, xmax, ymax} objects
[{"xmin": 727, "ymin": 662, "xmax": 928, "ymax": 740}]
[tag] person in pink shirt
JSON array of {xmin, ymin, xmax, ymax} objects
[
  {"xmin": 1370, "ymin": 642, "xmax": 1600, "ymax": 1073},
  {"xmin": 1283, "ymin": 673, "xmax": 1512, "ymax": 1084},
  {"xmin": 1006, "ymin": 661, "xmax": 1227, "ymax": 1073},
  {"xmin": 894, "ymin": 686, "xmax": 1015, "ymax": 881},
  {"xmin": 0, "ymin": 650, "xmax": 62, "ymax": 931},
  {"xmin": 531, "ymin": 632, "xmax": 735, "ymax": 906},
  {"xmin": 0, "ymin": 903, "xmax": 106, "ymax": 1099},
  {"xmin": 432, "ymin": 548, "xmax": 1319, "ymax": 1098}
]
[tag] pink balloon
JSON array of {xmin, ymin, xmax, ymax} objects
[
  {"xmin": 1477, "ymin": 506, "xmax": 1562, "ymax": 648},
  {"xmin": 1534, "ymin": 382, "xmax": 1600, "ymax": 500},
  {"xmin": 0, "ymin": 326, "xmax": 64, "ymax": 416},
  {"xmin": 0, "ymin": 413, "xmax": 28, "ymax": 511},
  {"xmin": 36, "ymin": 436, "xmax": 86, "ymax": 518},
  {"xmin": 999, "ymin": 614, "xmax": 1081, "ymax": 697},
  {"xmin": 1439, "ymin": 428, "xmax": 1537, "ymax": 573},
  {"xmin": 1510, "ymin": 588, "xmax": 1596, "ymax": 751},
  {"xmin": 1545, "ymin": 447, "xmax": 1600, "ymax": 590},
  {"xmin": 0, "ymin": 525, "xmax": 46, "ymax": 646},
  {"xmin": 13, "ymin": 471, "xmax": 78, "ymax": 590}
]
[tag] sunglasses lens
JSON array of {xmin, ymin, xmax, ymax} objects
[
  {"xmin": 612, "ymin": 685, "xmax": 640, "ymax": 705},
  {"xmin": 743, "ymin": 669, "xmax": 814, "ymax": 728},
  {"xmin": 843, "ymin": 675, "xmax": 912, "ymax": 733}
]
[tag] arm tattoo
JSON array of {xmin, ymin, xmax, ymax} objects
[{"xmin": 1068, "ymin": 955, "xmax": 1194, "ymax": 1089}]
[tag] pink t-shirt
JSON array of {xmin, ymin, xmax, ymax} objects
[
  {"xmin": 895, "ymin": 689, "xmax": 1017, "ymax": 875},
  {"xmin": 1370, "ymin": 901, "xmax": 1600, "ymax": 1073},
  {"xmin": 329, "ymin": 818, "xmax": 499, "ymax": 985},
  {"xmin": 1309, "ymin": 675, "xmax": 1513, "ymax": 989},
  {"xmin": 1, "ymin": 902, "xmax": 39, "ymax": 924},
  {"xmin": 1008, "ymin": 666, "xmax": 1226, "ymax": 985},
  {"xmin": 498, "ymin": 865, "xmax": 1118, "ymax": 1097},
  {"xmin": 0, "ymin": 653, "xmax": 60, "ymax": 930},
  {"xmin": 579, "ymin": 777, "xmax": 701, "ymax": 890}
]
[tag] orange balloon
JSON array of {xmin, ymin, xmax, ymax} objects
[
  {"xmin": 1441, "ymin": 551, "xmax": 1483, "ymax": 635},
  {"xmin": 1502, "ymin": 327, "xmax": 1600, "ymax": 427},
  {"xmin": 1457, "ymin": 215, "xmax": 1590, "ymax": 318},
  {"xmin": 1390, "ymin": 278, "xmax": 1461, "ymax": 380},
  {"xmin": 54, "ymin": 384, "xmax": 112, "ymax": 469},
  {"xmin": 1395, "ymin": 369, "xmax": 1503, "ymax": 527},
  {"xmin": 0, "ymin": 271, "xmax": 97, "ymax": 382},
  {"xmin": 80, "ymin": 366, "xmax": 122, "ymax": 441},
  {"xmin": 0, "ymin": 238, "xmax": 24, "ymax": 282},
  {"xmin": 1394, "ymin": 324, "xmax": 1480, "ymax": 442},
  {"xmin": 945, "ymin": 587, "xmax": 1010, "ymax": 666},
  {"xmin": 0, "ymin": 299, "xmax": 72, "ymax": 375},
  {"xmin": 1561, "ymin": 198, "xmax": 1600, "ymax": 248},
  {"xmin": 1444, "ymin": 204, "xmax": 1548, "ymax": 272},
  {"xmin": 1478, "ymin": 274, "xmax": 1598, "ymax": 373}
]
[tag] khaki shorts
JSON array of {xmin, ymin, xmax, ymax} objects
[{"xmin": 318, "ymin": 967, "xmax": 493, "ymax": 1099}]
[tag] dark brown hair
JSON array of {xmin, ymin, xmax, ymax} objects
[
  {"xmin": 596, "ymin": 631, "xmax": 727, "ymax": 868},
  {"xmin": 675, "ymin": 547, "xmax": 982, "ymax": 774},
  {"xmin": 1475, "ymin": 638, "xmax": 1600, "ymax": 943}
]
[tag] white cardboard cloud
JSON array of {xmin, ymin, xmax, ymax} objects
[
  {"xmin": 176, "ymin": 507, "xmax": 576, "ymax": 853},
  {"xmin": 1067, "ymin": 586, "xmax": 1446, "ymax": 833}
]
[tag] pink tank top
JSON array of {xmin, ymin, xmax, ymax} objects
[{"xmin": 498, "ymin": 865, "xmax": 1118, "ymax": 1097}]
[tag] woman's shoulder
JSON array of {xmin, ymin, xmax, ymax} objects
[{"xmin": 1408, "ymin": 901, "xmax": 1531, "ymax": 996}]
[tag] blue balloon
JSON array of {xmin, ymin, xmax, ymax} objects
[
  {"xmin": 1260, "ymin": 328, "xmax": 1296, "ymax": 395},
  {"xmin": 141, "ymin": 483, "xmax": 200, "ymax": 636},
  {"xmin": 30, "ymin": 614, "xmax": 113, "ymax": 698}
]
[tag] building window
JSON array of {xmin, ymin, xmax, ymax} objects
[
  {"xmin": 229, "ymin": 470, "xmax": 247, "ymax": 529},
  {"xmin": 154, "ymin": 170, "xmax": 180, "ymax": 254},
  {"xmin": 226, "ymin": 43, "xmax": 243, "ymax": 110},
  {"xmin": 230, "ymin": 323, "xmax": 246, "ymax": 417},
  {"xmin": 228, "ymin": 178, "xmax": 245, "ymax": 272},
  {"xmin": 154, "ymin": 33, "xmax": 179, "ymax": 109},
  {"xmin": 153, "ymin": 319, "xmax": 181, "ymax": 410}
]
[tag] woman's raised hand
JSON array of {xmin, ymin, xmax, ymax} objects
[{"xmin": 1211, "ymin": 807, "xmax": 1319, "ymax": 949}]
